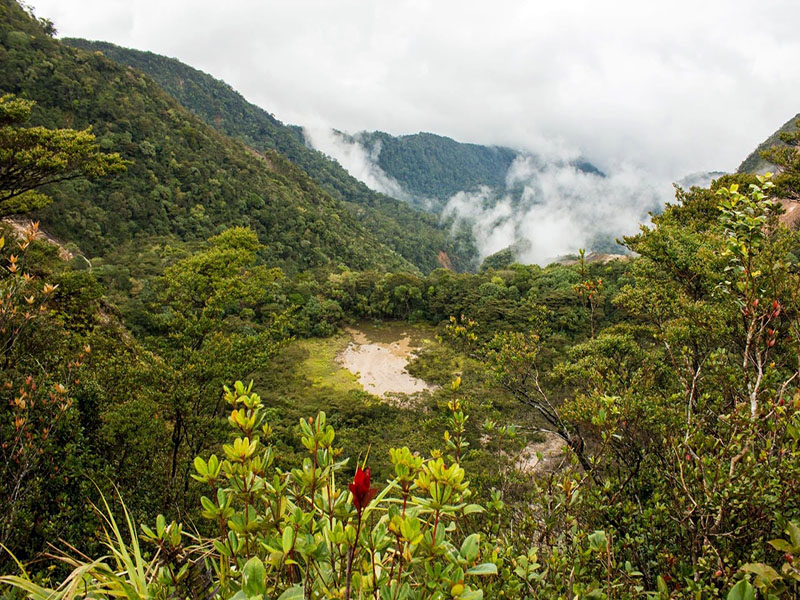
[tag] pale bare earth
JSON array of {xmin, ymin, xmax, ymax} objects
[
  {"xmin": 336, "ymin": 327, "xmax": 437, "ymax": 400},
  {"xmin": 2, "ymin": 218, "xmax": 74, "ymax": 261},
  {"xmin": 515, "ymin": 432, "xmax": 568, "ymax": 475},
  {"xmin": 779, "ymin": 198, "xmax": 800, "ymax": 229},
  {"xmin": 558, "ymin": 252, "xmax": 628, "ymax": 266}
]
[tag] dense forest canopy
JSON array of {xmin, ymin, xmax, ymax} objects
[
  {"xmin": 2, "ymin": 1, "xmax": 800, "ymax": 599},
  {"xmin": 0, "ymin": 0, "xmax": 456, "ymax": 277},
  {"xmin": 63, "ymin": 38, "xmax": 477, "ymax": 274}
]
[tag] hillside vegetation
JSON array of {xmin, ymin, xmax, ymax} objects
[
  {"xmin": 738, "ymin": 112, "xmax": 800, "ymax": 174},
  {"xmin": 2, "ymin": 2, "xmax": 800, "ymax": 599},
  {"xmin": 330, "ymin": 129, "xmax": 603, "ymax": 210},
  {"xmin": 64, "ymin": 38, "xmax": 476, "ymax": 273},
  {"xmin": 0, "ymin": 1, "xmax": 428, "ymax": 275}
]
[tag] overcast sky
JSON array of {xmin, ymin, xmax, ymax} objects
[{"xmin": 27, "ymin": 0, "xmax": 800, "ymax": 179}]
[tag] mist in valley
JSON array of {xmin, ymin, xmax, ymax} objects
[{"xmin": 304, "ymin": 128, "xmax": 671, "ymax": 264}]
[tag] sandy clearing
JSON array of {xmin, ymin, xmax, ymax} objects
[
  {"xmin": 336, "ymin": 326, "xmax": 437, "ymax": 399},
  {"xmin": 515, "ymin": 432, "xmax": 568, "ymax": 474}
]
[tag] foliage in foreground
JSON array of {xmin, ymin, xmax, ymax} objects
[{"xmin": 3, "ymin": 381, "xmax": 504, "ymax": 599}]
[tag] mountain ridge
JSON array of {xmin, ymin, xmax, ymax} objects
[
  {"xmin": 737, "ymin": 112, "xmax": 800, "ymax": 174},
  {"xmin": 63, "ymin": 38, "xmax": 476, "ymax": 272},
  {"xmin": 311, "ymin": 127, "xmax": 605, "ymax": 213}
]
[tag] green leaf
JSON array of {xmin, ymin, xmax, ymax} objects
[
  {"xmin": 466, "ymin": 563, "xmax": 497, "ymax": 576},
  {"xmin": 156, "ymin": 514, "xmax": 166, "ymax": 538},
  {"xmin": 200, "ymin": 496, "xmax": 217, "ymax": 513},
  {"xmin": 727, "ymin": 579, "xmax": 755, "ymax": 600},
  {"xmin": 588, "ymin": 530, "xmax": 608, "ymax": 553},
  {"xmin": 656, "ymin": 575, "xmax": 668, "ymax": 598},
  {"xmin": 742, "ymin": 563, "xmax": 782, "ymax": 583},
  {"xmin": 140, "ymin": 524, "xmax": 156, "ymax": 539},
  {"xmin": 787, "ymin": 521, "xmax": 800, "ymax": 548},
  {"xmin": 276, "ymin": 586, "xmax": 304, "ymax": 600},
  {"xmin": 460, "ymin": 534, "xmax": 480, "ymax": 563},
  {"xmin": 768, "ymin": 539, "xmax": 794, "ymax": 553},
  {"xmin": 282, "ymin": 526, "xmax": 295, "ymax": 555},
  {"xmin": 462, "ymin": 504, "xmax": 485, "ymax": 515},
  {"xmin": 242, "ymin": 556, "xmax": 266, "ymax": 598},
  {"xmin": 212, "ymin": 540, "xmax": 230, "ymax": 557}
]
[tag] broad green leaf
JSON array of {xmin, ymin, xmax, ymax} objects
[
  {"xmin": 462, "ymin": 504, "xmax": 484, "ymax": 515},
  {"xmin": 742, "ymin": 563, "xmax": 781, "ymax": 583},
  {"xmin": 282, "ymin": 526, "xmax": 295, "ymax": 554},
  {"xmin": 242, "ymin": 556, "xmax": 266, "ymax": 598},
  {"xmin": 787, "ymin": 521, "xmax": 800, "ymax": 548},
  {"xmin": 768, "ymin": 539, "xmax": 793, "ymax": 553},
  {"xmin": 277, "ymin": 585, "xmax": 304, "ymax": 600},
  {"xmin": 466, "ymin": 563, "xmax": 497, "ymax": 576},
  {"xmin": 727, "ymin": 579, "xmax": 755, "ymax": 600},
  {"xmin": 656, "ymin": 575, "xmax": 669, "ymax": 598},
  {"xmin": 460, "ymin": 533, "xmax": 480, "ymax": 563}
]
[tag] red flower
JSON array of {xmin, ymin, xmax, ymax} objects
[{"xmin": 349, "ymin": 466, "xmax": 378, "ymax": 512}]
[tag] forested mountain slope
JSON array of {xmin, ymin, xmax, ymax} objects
[
  {"xmin": 738, "ymin": 111, "xmax": 800, "ymax": 174},
  {"xmin": 338, "ymin": 130, "xmax": 604, "ymax": 207},
  {"xmin": 0, "ymin": 1, "xmax": 422, "ymax": 274},
  {"xmin": 351, "ymin": 130, "xmax": 519, "ymax": 201},
  {"xmin": 64, "ymin": 38, "xmax": 476, "ymax": 272}
]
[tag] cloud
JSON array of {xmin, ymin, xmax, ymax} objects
[
  {"xmin": 27, "ymin": 0, "xmax": 800, "ymax": 181},
  {"xmin": 302, "ymin": 127, "xmax": 413, "ymax": 201},
  {"xmin": 442, "ymin": 157, "xmax": 669, "ymax": 265},
  {"xmin": 304, "ymin": 127, "xmax": 676, "ymax": 265}
]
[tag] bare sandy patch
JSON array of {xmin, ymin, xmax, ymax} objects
[
  {"xmin": 515, "ymin": 432, "xmax": 568, "ymax": 475},
  {"xmin": 337, "ymin": 326, "xmax": 437, "ymax": 399}
]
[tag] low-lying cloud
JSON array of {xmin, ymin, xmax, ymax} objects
[
  {"xmin": 305, "ymin": 128, "xmax": 671, "ymax": 265},
  {"xmin": 302, "ymin": 127, "xmax": 419, "ymax": 204},
  {"xmin": 443, "ymin": 157, "xmax": 669, "ymax": 265}
]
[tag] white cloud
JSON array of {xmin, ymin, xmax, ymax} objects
[
  {"xmin": 442, "ymin": 157, "xmax": 667, "ymax": 265},
  {"xmin": 26, "ymin": 0, "xmax": 800, "ymax": 181},
  {"xmin": 302, "ymin": 127, "xmax": 412, "ymax": 201}
]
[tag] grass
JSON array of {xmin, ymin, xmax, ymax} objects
[{"xmin": 293, "ymin": 334, "xmax": 362, "ymax": 394}]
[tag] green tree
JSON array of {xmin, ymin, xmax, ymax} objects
[
  {"xmin": 0, "ymin": 94, "xmax": 126, "ymax": 217},
  {"xmin": 761, "ymin": 121, "xmax": 800, "ymax": 196},
  {"xmin": 142, "ymin": 227, "xmax": 290, "ymax": 506}
]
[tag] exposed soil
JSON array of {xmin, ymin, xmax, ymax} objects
[
  {"xmin": 779, "ymin": 198, "xmax": 800, "ymax": 229},
  {"xmin": 515, "ymin": 432, "xmax": 568, "ymax": 474},
  {"xmin": 2, "ymin": 218, "xmax": 74, "ymax": 261},
  {"xmin": 558, "ymin": 252, "xmax": 628, "ymax": 266},
  {"xmin": 437, "ymin": 250, "xmax": 454, "ymax": 270},
  {"xmin": 336, "ymin": 325, "xmax": 438, "ymax": 399}
]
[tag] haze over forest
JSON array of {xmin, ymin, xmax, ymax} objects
[{"xmin": 27, "ymin": 0, "xmax": 800, "ymax": 261}]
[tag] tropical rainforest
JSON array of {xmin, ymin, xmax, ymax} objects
[{"xmin": 2, "ymin": 1, "xmax": 800, "ymax": 599}]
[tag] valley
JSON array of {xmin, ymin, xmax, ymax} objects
[{"xmin": 2, "ymin": 1, "xmax": 800, "ymax": 599}]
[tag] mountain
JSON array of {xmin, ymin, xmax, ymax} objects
[
  {"xmin": 307, "ymin": 128, "xmax": 604, "ymax": 212},
  {"xmin": 0, "ymin": 3, "xmax": 435, "ymax": 277},
  {"xmin": 63, "ymin": 38, "xmax": 475, "ymax": 272},
  {"xmin": 347, "ymin": 131, "xmax": 520, "ymax": 202},
  {"xmin": 738, "ymin": 112, "xmax": 800, "ymax": 174},
  {"xmin": 62, "ymin": 39, "xmax": 625, "ymax": 267}
]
